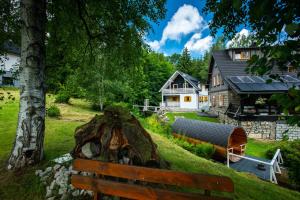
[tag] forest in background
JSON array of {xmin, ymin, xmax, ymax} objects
[{"xmin": 46, "ymin": 38, "xmax": 225, "ymax": 108}]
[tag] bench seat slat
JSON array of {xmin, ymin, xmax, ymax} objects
[
  {"xmin": 73, "ymin": 159, "xmax": 234, "ymax": 193},
  {"xmin": 71, "ymin": 175, "xmax": 232, "ymax": 200}
]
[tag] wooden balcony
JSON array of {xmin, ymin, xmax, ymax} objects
[{"xmin": 162, "ymin": 88, "xmax": 195, "ymax": 94}]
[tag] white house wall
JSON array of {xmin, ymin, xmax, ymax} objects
[
  {"xmin": 0, "ymin": 53, "xmax": 20, "ymax": 71},
  {"xmin": 179, "ymin": 93, "xmax": 198, "ymax": 109}
]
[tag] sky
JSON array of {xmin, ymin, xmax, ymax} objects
[{"xmin": 145, "ymin": 0, "xmax": 249, "ymax": 58}]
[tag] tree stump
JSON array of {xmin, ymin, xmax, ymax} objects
[{"xmin": 71, "ymin": 106, "xmax": 163, "ymax": 168}]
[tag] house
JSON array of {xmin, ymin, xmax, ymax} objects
[
  {"xmin": 0, "ymin": 42, "xmax": 20, "ymax": 87},
  {"xmin": 159, "ymin": 71, "xmax": 208, "ymax": 111},
  {"xmin": 207, "ymin": 47, "xmax": 300, "ymax": 140}
]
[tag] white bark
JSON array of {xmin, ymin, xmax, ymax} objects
[{"xmin": 7, "ymin": 0, "xmax": 46, "ymax": 170}]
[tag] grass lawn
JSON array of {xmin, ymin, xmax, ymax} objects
[
  {"xmin": 0, "ymin": 88, "xmax": 299, "ymax": 199},
  {"xmin": 166, "ymin": 112, "xmax": 219, "ymax": 124},
  {"xmin": 246, "ymin": 138, "xmax": 279, "ymax": 159}
]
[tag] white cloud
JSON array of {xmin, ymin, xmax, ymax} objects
[
  {"xmin": 226, "ymin": 28, "xmax": 250, "ymax": 48},
  {"xmin": 184, "ymin": 33, "xmax": 213, "ymax": 54},
  {"xmin": 147, "ymin": 4, "xmax": 207, "ymax": 51},
  {"xmin": 147, "ymin": 40, "xmax": 160, "ymax": 51}
]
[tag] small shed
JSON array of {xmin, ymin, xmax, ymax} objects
[{"xmin": 172, "ymin": 118, "xmax": 247, "ymax": 162}]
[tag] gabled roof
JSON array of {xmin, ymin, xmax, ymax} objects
[
  {"xmin": 210, "ymin": 50, "xmax": 289, "ymax": 81},
  {"xmin": 159, "ymin": 70, "xmax": 200, "ymax": 92},
  {"xmin": 2, "ymin": 41, "xmax": 20, "ymax": 55}
]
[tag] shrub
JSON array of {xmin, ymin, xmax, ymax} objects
[
  {"xmin": 266, "ymin": 140, "xmax": 300, "ymax": 188},
  {"xmin": 55, "ymin": 91, "xmax": 70, "ymax": 104},
  {"xmin": 47, "ymin": 105, "xmax": 61, "ymax": 118},
  {"xmin": 143, "ymin": 115, "xmax": 171, "ymax": 136},
  {"xmin": 194, "ymin": 143, "xmax": 215, "ymax": 159},
  {"xmin": 170, "ymin": 137, "xmax": 215, "ymax": 159}
]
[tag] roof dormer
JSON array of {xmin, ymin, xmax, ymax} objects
[{"xmin": 227, "ymin": 47, "xmax": 261, "ymax": 61}]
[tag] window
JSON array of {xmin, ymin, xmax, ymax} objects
[
  {"xmin": 2, "ymin": 77, "xmax": 13, "ymax": 85},
  {"xmin": 211, "ymin": 95, "xmax": 216, "ymax": 107},
  {"xmin": 172, "ymin": 96, "xmax": 179, "ymax": 102},
  {"xmin": 183, "ymin": 82, "xmax": 188, "ymax": 89},
  {"xmin": 212, "ymin": 76, "xmax": 216, "ymax": 86},
  {"xmin": 219, "ymin": 95, "xmax": 224, "ymax": 107},
  {"xmin": 184, "ymin": 96, "xmax": 191, "ymax": 102},
  {"xmin": 217, "ymin": 74, "xmax": 223, "ymax": 85},
  {"xmin": 288, "ymin": 66, "xmax": 296, "ymax": 73},
  {"xmin": 235, "ymin": 51, "xmax": 250, "ymax": 60},
  {"xmin": 172, "ymin": 84, "xmax": 178, "ymax": 89},
  {"xmin": 199, "ymin": 96, "xmax": 208, "ymax": 102}
]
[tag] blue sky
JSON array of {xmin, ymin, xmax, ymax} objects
[{"xmin": 146, "ymin": 0, "xmax": 248, "ymax": 58}]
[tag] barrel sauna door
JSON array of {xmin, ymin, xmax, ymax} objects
[{"xmin": 228, "ymin": 127, "xmax": 247, "ymax": 162}]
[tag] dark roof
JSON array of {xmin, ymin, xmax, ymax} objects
[
  {"xmin": 227, "ymin": 75, "xmax": 300, "ymax": 94},
  {"xmin": 177, "ymin": 71, "xmax": 200, "ymax": 89},
  {"xmin": 172, "ymin": 118, "xmax": 241, "ymax": 147},
  {"xmin": 211, "ymin": 50, "xmax": 286, "ymax": 78},
  {"xmin": 208, "ymin": 49, "xmax": 299, "ymax": 94},
  {"xmin": 2, "ymin": 41, "xmax": 20, "ymax": 55}
]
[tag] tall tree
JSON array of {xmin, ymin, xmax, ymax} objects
[
  {"xmin": 7, "ymin": 0, "xmax": 46, "ymax": 170},
  {"xmin": 177, "ymin": 47, "xmax": 193, "ymax": 74},
  {"xmin": 3, "ymin": 0, "xmax": 166, "ymax": 170},
  {"xmin": 203, "ymin": 0, "xmax": 300, "ymax": 125}
]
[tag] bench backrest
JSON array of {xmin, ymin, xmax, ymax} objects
[{"xmin": 71, "ymin": 159, "xmax": 234, "ymax": 200}]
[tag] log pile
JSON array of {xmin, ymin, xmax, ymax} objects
[{"xmin": 71, "ymin": 106, "xmax": 163, "ymax": 168}]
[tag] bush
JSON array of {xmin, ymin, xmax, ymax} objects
[
  {"xmin": 142, "ymin": 115, "xmax": 171, "ymax": 136},
  {"xmin": 55, "ymin": 91, "xmax": 70, "ymax": 104},
  {"xmin": 266, "ymin": 140, "xmax": 300, "ymax": 188},
  {"xmin": 47, "ymin": 105, "xmax": 61, "ymax": 117},
  {"xmin": 194, "ymin": 143, "xmax": 215, "ymax": 159},
  {"xmin": 171, "ymin": 137, "xmax": 215, "ymax": 159}
]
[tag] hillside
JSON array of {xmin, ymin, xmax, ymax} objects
[{"xmin": 0, "ymin": 88, "xmax": 299, "ymax": 200}]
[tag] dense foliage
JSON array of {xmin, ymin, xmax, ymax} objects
[
  {"xmin": 203, "ymin": 0, "xmax": 300, "ymax": 125},
  {"xmin": 266, "ymin": 140, "xmax": 300, "ymax": 189},
  {"xmin": 47, "ymin": 105, "xmax": 61, "ymax": 118},
  {"xmin": 55, "ymin": 90, "xmax": 70, "ymax": 104}
]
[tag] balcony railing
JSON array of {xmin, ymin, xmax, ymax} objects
[
  {"xmin": 162, "ymin": 88, "xmax": 195, "ymax": 94},
  {"xmin": 165, "ymin": 101, "xmax": 180, "ymax": 107}
]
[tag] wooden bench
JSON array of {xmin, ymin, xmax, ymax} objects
[{"xmin": 71, "ymin": 159, "xmax": 234, "ymax": 200}]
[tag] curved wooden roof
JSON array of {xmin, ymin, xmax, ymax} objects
[{"xmin": 172, "ymin": 118, "xmax": 246, "ymax": 148}]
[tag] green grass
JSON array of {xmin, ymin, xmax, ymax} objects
[
  {"xmin": 150, "ymin": 131, "xmax": 300, "ymax": 200},
  {"xmin": 0, "ymin": 88, "xmax": 299, "ymax": 199},
  {"xmin": 166, "ymin": 112, "xmax": 219, "ymax": 124},
  {"xmin": 246, "ymin": 138, "xmax": 279, "ymax": 158},
  {"xmin": 0, "ymin": 88, "xmax": 96, "ymax": 200}
]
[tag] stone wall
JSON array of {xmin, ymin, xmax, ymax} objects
[
  {"xmin": 276, "ymin": 121, "xmax": 300, "ymax": 140},
  {"xmin": 240, "ymin": 121, "xmax": 276, "ymax": 139},
  {"xmin": 218, "ymin": 113, "xmax": 300, "ymax": 140}
]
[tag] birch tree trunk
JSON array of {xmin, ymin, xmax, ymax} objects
[{"xmin": 7, "ymin": 0, "xmax": 46, "ymax": 170}]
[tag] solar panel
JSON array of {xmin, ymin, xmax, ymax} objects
[
  {"xmin": 229, "ymin": 76, "xmax": 242, "ymax": 83},
  {"xmin": 251, "ymin": 76, "xmax": 265, "ymax": 83},
  {"xmin": 229, "ymin": 75, "xmax": 300, "ymax": 93},
  {"xmin": 238, "ymin": 76, "xmax": 255, "ymax": 83},
  {"xmin": 281, "ymin": 75, "xmax": 299, "ymax": 82},
  {"xmin": 235, "ymin": 83, "xmax": 253, "ymax": 91}
]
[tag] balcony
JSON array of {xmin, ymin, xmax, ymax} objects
[
  {"xmin": 162, "ymin": 88, "xmax": 195, "ymax": 94},
  {"xmin": 164, "ymin": 101, "xmax": 180, "ymax": 107}
]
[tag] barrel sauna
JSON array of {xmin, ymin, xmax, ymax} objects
[{"xmin": 172, "ymin": 118, "xmax": 247, "ymax": 162}]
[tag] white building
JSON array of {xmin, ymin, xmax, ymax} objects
[
  {"xmin": 159, "ymin": 71, "xmax": 209, "ymax": 111},
  {"xmin": 0, "ymin": 42, "xmax": 20, "ymax": 87}
]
